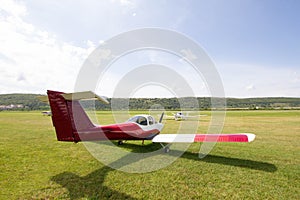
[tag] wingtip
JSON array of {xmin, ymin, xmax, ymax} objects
[{"xmin": 245, "ymin": 133, "xmax": 256, "ymax": 142}]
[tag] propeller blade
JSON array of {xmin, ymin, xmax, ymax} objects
[{"xmin": 159, "ymin": 112, "xmax": 165, "ymax": 123}]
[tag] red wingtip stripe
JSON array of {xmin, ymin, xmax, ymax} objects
[{"xmin": 194, "ymin": 134, "xmax": 249, "ymax": 142}]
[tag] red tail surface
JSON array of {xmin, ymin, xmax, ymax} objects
[{"xmin": 47, "ymin": 90, "xmax": 95, "ymax": 142}]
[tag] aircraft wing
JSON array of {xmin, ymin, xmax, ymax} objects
[{"xmin": 152, "ymin": 133, "xmax": 255, "ymax": 143}]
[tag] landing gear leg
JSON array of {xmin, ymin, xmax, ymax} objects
[{"xmin": 160, "ymin": 143, "xmax": 171, "ymax": 153}]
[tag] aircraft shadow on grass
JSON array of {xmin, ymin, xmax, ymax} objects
[
  {"xmin": 51, "ymin": 143, "xmax": 276, "ymax": 199},
  {"xmin": 109, "ymin": 142, "xmax": 278, "ymax": 173},
  {"xmin": 51, "ymin": 166, "xmax": 137, "ymax": 200}
]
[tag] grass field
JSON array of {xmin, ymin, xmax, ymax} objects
[{"xmin": 0, "ymin": 110, "xmax": 299, "ymax": 199}]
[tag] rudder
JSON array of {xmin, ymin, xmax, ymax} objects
[{"xmin": 47, "ymin": 90, "xmax": 95, "ymax": 142}]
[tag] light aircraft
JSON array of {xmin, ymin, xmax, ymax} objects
[
  {"xmin": 44, "ymin": 90, "xmax": 255, "ymax": 152},
  {"xmin": 167, "ymin": 112, "xmax": 207, "ymax": 121},
  {"xmin": 41, "ymin": 111, "xmax": 52, "ymax": 116}
]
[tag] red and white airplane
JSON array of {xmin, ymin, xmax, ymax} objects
[{"xmin": 45, "ymin": 90, "xmax": 255, "ymax": 152}]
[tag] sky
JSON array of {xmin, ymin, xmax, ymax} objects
[{"xmin": 0, "ymin": 0, "xmax": 299, "ymax": 98}]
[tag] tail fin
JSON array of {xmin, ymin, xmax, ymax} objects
[{"xmin": 47, "ymin": 90, "xmax": 106, "ymax": 142}]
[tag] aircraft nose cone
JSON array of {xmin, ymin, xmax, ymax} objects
[{"xmin": 157, "ymin": 123, "xmax": 164, "ymax": 131}]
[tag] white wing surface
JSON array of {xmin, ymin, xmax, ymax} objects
[{"xmin": 152, "ymin": 133, "xmax": 255, "ymax": 143}]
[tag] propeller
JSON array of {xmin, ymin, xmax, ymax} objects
[{"xmin": 159, "ymin": 112, "xmax": 165, "ymax": 123}]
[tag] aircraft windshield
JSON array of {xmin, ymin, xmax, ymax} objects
[
  {"xmin": 128, "ymin": 116, "xmax": 148, "ymax": 126},
  {"xmin": 148, "ymin": 116, "xmax": 155, "ymax": 125}
]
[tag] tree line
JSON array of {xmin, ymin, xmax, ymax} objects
[{"xmin": 1, "ymin": 94, "xmax": 300, "ymax": 110}]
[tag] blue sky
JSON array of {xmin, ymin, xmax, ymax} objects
[{"xmin": 0, "ymin": 0, "xmax": 299, "ymax": 97}]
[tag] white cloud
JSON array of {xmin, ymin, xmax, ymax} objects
[
  {"xmin": 94, "ymin": 50, "xmax": 209, "ymax": 98},
  {"xmin": 110, "ymin": 0, "xmax": 137, "ymax": 15},
  {"xmin": 217, "ymin": 62, "xmax": 300, "ymax": 97},
  {"xmin": 0, "ymin": 0, "xmax": 93, "ymax": 94},
  {"xmin": 111, "ymin": 0, "xmax": 136, "ymax": 8},
  {"xmin": 292, "ymin": 71, "xmax": 300, "ymax": 83},
  {"xmin": 0, "ymin": 0, "xmax": 27, "ymax": 17},
  {"xmin": 246, "ymin": 84, "xmax": 255, "ymax": 91},
  {"xmin": 0, "ymin": 0, "xmax": 298, "ymax": 98}
]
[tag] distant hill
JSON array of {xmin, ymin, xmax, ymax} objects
[
  {"xmin": 0, "ymin": 94, "xmax": 49, "ymax": 110},
  {"xmin": 226, "ymin": 97, "xmax": 300, "ymax": 110},
  {"xmin": 0, "ymin": 93, "xmax": 300, "ymax": 110}
]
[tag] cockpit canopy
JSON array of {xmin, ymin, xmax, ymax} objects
[{"xmin": 128, "ymin": 115, "xmax": 156, "ymax": 126}]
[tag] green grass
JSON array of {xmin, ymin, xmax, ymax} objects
[{"xmin": 0, "ymin": 110, "xmax": 299, "ymax": 199}]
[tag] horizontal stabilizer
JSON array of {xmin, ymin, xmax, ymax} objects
[
  {"xmin": 152, "ymin": 133, "xmax": 255, "ymax": 143},
  {"xmin": 37, "ymin": 95, "xmax": 49, "ymax": 103},
  {"xmin": 61, "ymin": 91, "xmax": 109, "ymax": 104}
]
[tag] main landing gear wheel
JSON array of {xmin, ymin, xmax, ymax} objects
[{"xmin": 117, "ymin": 140, "xmax": 123, "ymax": 145}]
